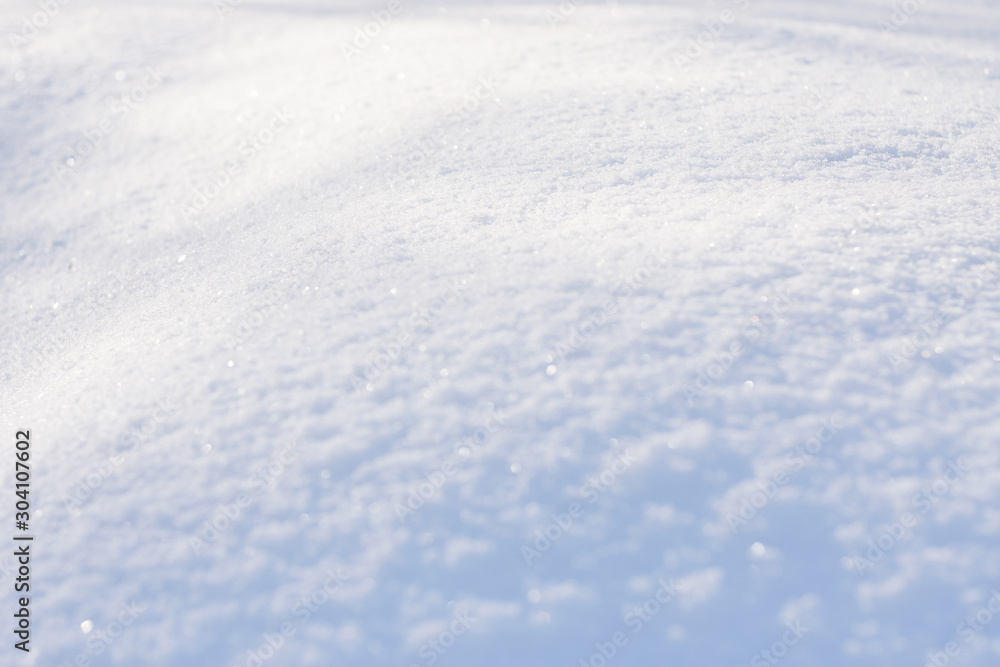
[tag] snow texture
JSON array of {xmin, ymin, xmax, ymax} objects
[{"xmin": 1, "ymin": 0, "xmax": 1000, "ymax": 665}]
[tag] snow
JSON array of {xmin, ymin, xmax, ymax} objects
[{"xmin": 1, "ymin": 0, "xmax": 999, "ymax": 665}]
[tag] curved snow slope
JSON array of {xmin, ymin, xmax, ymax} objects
[{"xmin": 1, "ymin": 0, "xmax": 999, "ymax": 665}]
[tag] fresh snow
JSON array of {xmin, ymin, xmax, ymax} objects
[{"xmin": 1, "ymin": 0, "xmax": 1000, "ymax": 665}]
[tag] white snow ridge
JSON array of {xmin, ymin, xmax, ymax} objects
[{"xmin": 1, "ymin": 0, "xmax": 999, "ymax": 665}]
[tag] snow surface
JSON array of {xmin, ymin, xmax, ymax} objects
[{"xmin": 1, "ymin": 0, "xmax": 1000, "ymax": 665}]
